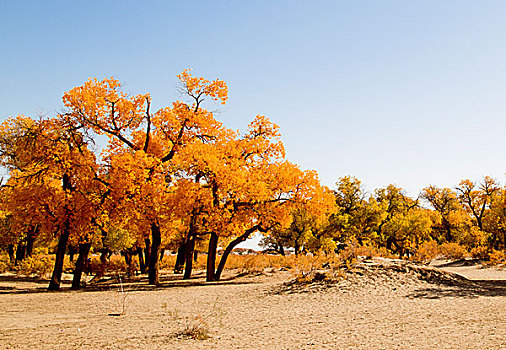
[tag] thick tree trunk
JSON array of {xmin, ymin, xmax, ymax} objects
[
  {"xmin": 48, "ymin": 173, "xmax": 73, "ymax": 291},
  {"xmin": 148, "ymin": 223, "xmax": 161, "ymax": 285},
  {"xmin": 144, "ymin": 238, "xmax": 151, "ymax": 272},
  {"xmin": 15, "ymin": 244, "xmax": 26, "ymax": 265},
  {"xmin": 68, "ymin": 245, "xmax": 78, "ymax": 262},
  {"xmin": 443, "ymin": 220, "xmax": 453, "ymax": 242},
  {"xmin": 174, "ymin": 241, "xmax": 186, "ymax": 274},
  {"xmin": 7, "ymin": 244, "xmax": 15, "ymax": 264},
  {"xmin": 206, "ymin": 232, "xmax": 219, "ymax": 282},
  {"xmin": 100, "ymin": 249, "xmax": 109, "ymax": 263},
  {"xmin": 137, "ymin": 247, "xmax": 146, "ymax": 274},
  {"xmin": 71, "ymin": 242, "xmax": 92, "ymax": 290},
  {"xmin": 489, "ymin": 232, "xmax": 497, "ymax": 249},
  {"xmin": 25, "ymin": 232, "xmax": 35, "ymax": 257},
  {"xmin": 183, "ymin": 235, "xmax": 195, "ymax": 279},
  {"xmin": 123, "ymin": 250, "xmax": 132, "ymax": 272},
  {"xmin": 386, "ymin": 236, "xmax": 394, "ymax": 251},
  {"xmin": 294, "ymin": 242, "xmax": 300, "ymax": 256},
  {"xmin": 48, "ymin": 228, "xmax": 71, "ymax": 291}
]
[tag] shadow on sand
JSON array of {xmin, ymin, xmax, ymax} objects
[
  {"xmin": 407, "ymin": 278, "xmax": 506, "ymax": 299},
  {"xmin": 0, "ymin": 271, "xmax": 263, "ymax": 295}
]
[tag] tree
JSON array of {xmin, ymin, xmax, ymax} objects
[
  {"xmin": 421, "ymin": 186, "xmax": 462, "ymax": 243},
  {"xmin": 328, "ymin": 176, "xmax": 380, "ymax": 246},
  {"xmin": 62, "ymin": 70, "xmax": 228, "ymax": 285},
  {"xmin": 483, "ymin": 188, "xmax": 506, "ymax": 250},
  {"xmin": 169, "ymin": 114, "xmax": 334, "ymax": 280},
  {"xmin": 0, "ymin": 115, "xmax": 102, "ymax": 290},
  {"xmin": 456, "ymin": 177, "xmax": 499, "ymax": 231}
]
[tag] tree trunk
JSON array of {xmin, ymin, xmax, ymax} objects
[
  {"xmin": 159, "ymin": 248, "xmax": 165, "ymax": 261},
  {"xmin": 48, "ymin": 228, "xmax": 71, "ymax": 291},
  {"xmin": 215, "ymin": 233, "xmax": 247, "ymax": 281},
  {"xmin": 214, "ymin": 226, "xmax": 262, "ymax": 281},
  {"xmin": 174, "ymin": 241, "xmax": 186, "ymax": 274},
  {"xmin": 206, "ymin": 232, "xmax": 219, "ymax": 282},
  {"xmin": 71, "ymin": 242, "xmax": 92, "ymax": 290},
  {"xmin": 7, "ymin": 244, "xmax": 15, "ymax": 264},
  {"xmin": 137, "ymin": 247, "xmax": 146, "ymax": 274},
  {"xmin": 183, "ymin": 235, "xmax": 195, "ymax": 279},
  {"xmin": 144, "ymin": 238, "xmax": 151, "ymax": 272},
  {"xmin": 148, "ymin": 223, "xmax": 161, "ymax": 285},
  {"xmin": 25, "ymin": 232, "xmax": 35, "ymax": 257},
  {"xmin": 15, "ymin": 243, "xmax": 26, "ymax": 265},
  {"xmin": 123, "ymin": 250, "xmax": 132, "ymax": 272},
  {"xmin": 193, "ymin": 249, "xmax": 198, "ymax": 262},
  {"xmin": 48, "ymin": 173, "xmax": 73, "ymax": 291},
  {"xmin": 279, "ymin": 244, "xmax": 285, "ymax": 256},
  {"xmin": 100, "ymin": 249, "xmax": 109, "ymax": 263},
  {"xmin": 68, "ymin": 245, "xmax": 78, "ymax": 262}
]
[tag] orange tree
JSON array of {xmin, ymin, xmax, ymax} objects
[
  {"xmin": 62, "ymin": 70, "xmax": 228, "ymax": 284},
  {"xmin": 0, "ymin": 115, "xmax": 103, "ymax": 290},
  {"xmin": 483, "ymin": 187, "xmax": 506, "ymax": 250},
  {"xmin": 456, "ymin": 177, "xmax": 499, "ymax": 231},
  {"xmin": 421, "ymin": 186, "xmax": 467, "ymax": 243},
  {"xmin": 176, "ymin": 115, "xmax": 335, "ymax": 281}
]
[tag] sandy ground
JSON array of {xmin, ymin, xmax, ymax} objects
[{"xmin": 1, "ymin": 260, "xmax": 505, "ymax": 350}]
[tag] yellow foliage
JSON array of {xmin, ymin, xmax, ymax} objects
[
  {"xmin": 438, "ymin": 243, "xmax": 469, "ymax": 260},
  {"xmin": 470, "ymin": 245, "xmax": 490, "ymax": 260},
  {"xmin": 413, "ymin": 240, "xmax": 439, "ymax": 262},
  {"xmin": 14, "ymin": 255, "xmax": 70, "ymax": 278},
  {"xmin": 489, "ymin": 250, "xmax": 506, "ymax": 265}
]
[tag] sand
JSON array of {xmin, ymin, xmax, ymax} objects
[{"xmin": 1, "ymin": 259, "xmax": 505, "ymax": 350}]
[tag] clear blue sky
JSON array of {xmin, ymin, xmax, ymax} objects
[{"xmin": 2, "ymin": 0, "xmax": 506, "ymax": 198}]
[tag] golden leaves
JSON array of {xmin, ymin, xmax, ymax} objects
[{"xmin": 177, "ymin": 69, "xmax": 228, "ymax": 105}]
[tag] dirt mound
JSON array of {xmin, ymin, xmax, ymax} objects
[{"xmin": 275, "ymin": 260, "xmax": 479, "ymax": 294}]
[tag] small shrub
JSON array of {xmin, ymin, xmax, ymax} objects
[
  {"xmin": 470, "ymin": 245, "xmax": 490, "ymax": 260},
  {"xmin": 108, "ymin": 255, "xmax": 128, "ymax": 274},
  {"xmin": 160, "ymin": 254, "xmax": 176, "ymax": 270},
  {"xmin": 438, "ymin": 243, "xmax": 469, "ymax": 260},
  {"xmin": 88, "ymin": 255, "xmax": 128, "ymax": 277},
  {"xmin": 215, "ymin": 253, "xmax": 298, "ymax": 274},
  {"xmin": 0, "ymin": 255, "xmax": 12, "ymax": 273},
  {"xmin": 354, "ymin": 245, "xmax": 394, "ymax": 259},
  {"xmin": 413, "ymin": 241, "xmax": 439, "ymax": 263},
  {"xmin": 166, "ymin": 299, "xmax": 226, "ymax": 341},
  {"xmin": 339, "ymin": 245, "xmax": 357, "ymax": 265},
  {"xmin": 489, "ymin": 250, "xmax": 506, "ymax": 265},
  {"xmin": 176, "ymin": 315, "xmax": 210, "ymax": 340},
  {"xmin": 15, "ymin": 255, "xmax": 54, "ymax": 278}
]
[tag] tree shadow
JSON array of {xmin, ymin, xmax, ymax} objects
[
  {"xmin": 432, "ymin": 259, "xmax": 485, "ymax": 268},
  {"xmin": 407, "ymin": 279, "xmax": 506, "ymax": 299},
  {"xmin": 0, "ymin": 271, "xmax": 265, "ymax": 295}
]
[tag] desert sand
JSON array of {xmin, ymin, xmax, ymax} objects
[{"xmin": 1, "ymin": 259, "xmax": 505, "ymax": 350}]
